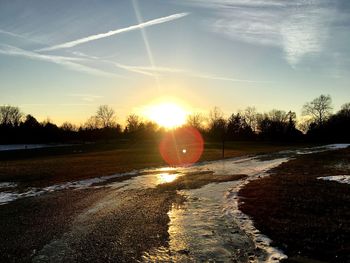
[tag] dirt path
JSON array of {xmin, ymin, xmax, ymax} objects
[{"xmin": 0, "ymin": 171, "xmax": 244, "ymax": 262}]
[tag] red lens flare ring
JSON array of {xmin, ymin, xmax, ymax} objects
[{"xmin": 159, "ymin": 127, "xmax": 204, "ymax": 166}]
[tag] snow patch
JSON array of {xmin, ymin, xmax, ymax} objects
[
  {"xmin": 0, "ymin": 192, "xmax": 18, "ymax": 203},
  {"xmin": 317, "ymin": 175, "xmax": 350, "ymax": 185},
  {"xmin": 223, "ymin": 158, "xmax": 289, "ymax": 262},
  {"xmin": 0, "ymin": 182, "xmax": 17, "ymax": 189}
]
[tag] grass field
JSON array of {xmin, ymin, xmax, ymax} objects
[
  {"xmin": 0, "ymin": 140, "xmax": 309, "ymax": 186},
  {"xmin": 239, "ymin": 147, "xmax": 350, "ymax": 263}
]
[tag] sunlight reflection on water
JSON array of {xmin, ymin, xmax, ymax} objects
[
  {"xmin": 142, "ymin": 156, "xmax": 301, "ymax": 262},
  {"xmin": 158, "ymin": 173, "xmax": 179, "ymax": 184}
]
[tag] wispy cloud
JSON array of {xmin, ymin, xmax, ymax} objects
[
  {"xmin": 0, "ymin": 44, "xmax": 118, "ymax": 77},
  {"xmin": 191, "ymin": 73, "xmax": 271, "ymax": 83},
  {"xmin": 20, "ymin": 103, "xmax": 96, "ymax": 107},
  {"xmin": 0, "ymin": 29, "xmax": 26, "ymax": 39},
  {"xmin": 107, "ymin": 64, "xmax": 269, "ymax": 82},
  {"xmin": 183, "ymin": 0, "xmax": 336, "ymax": 66},
  {"xmin": 0, "ymin": 29, "xmax": 43, "ymax": 45},
  {"xmin": 69, "ymin": 50, "xmax": 157, "ymax": 76},
  {"xmin": 37, "ymin": 13, "xmax": 189, "ymax": 52}
]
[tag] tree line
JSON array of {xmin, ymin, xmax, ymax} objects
[{"xmin": 0, "ymin": 95, "xmax": 349, "ymax": 144}]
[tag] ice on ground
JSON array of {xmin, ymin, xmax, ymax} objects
[
  {"xmin": 0, "ymin": 169, "xmax": 185, "ymax": 205},
  {"xmin": 0, "ymin": 182, "xmax": 17, "ymax": 189},
  {"xmin": 223, "ymin": 161, "xmax": 288, "ymax": 262},
  {"xmin": 143, "ymin": 156, "xmax": 289, "ymax": 262},
  {"xmin": 317, "ymin": 175, "xmax": 350, "ymax": 185},
  {"xmin": 294, "ymin": 143, "xmax": 349, "ymax": 155},
  {"xmin": 1, "ymin": 143, "xmax": 348, "ymax": 206},
  {"xmin": 0, "ymin": 192, "xmax": 18, "ymax": 203}
]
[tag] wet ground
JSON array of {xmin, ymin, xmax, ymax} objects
[
  {"xmin": 0, "ymin": 144, "xmax": 348, "ymax": 262},
  {"xmin": 239, "ymin": 146, "xmax": 350, "ymax": 263}
]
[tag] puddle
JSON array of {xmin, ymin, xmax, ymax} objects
[{"xmin": 143, "ymin": 156, "xmax": 289, "ymax": 262}]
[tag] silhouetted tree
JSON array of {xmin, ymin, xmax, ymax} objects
[
  {"xmin": 141, "ymin": 121, "xmax": 162, "ymax": 140},
  {"xmin": 226, "ymin": 113, "xmax": 254, "ymax": 140},
  {"xmin": 257, "ymin": 110, "xmax": 302, "ymax": 141},
  {"xmin": 61, "ymin": 122, "xmax": 77, "ymax": 132},
  {"xmin": 0, "ymin": 105, "xmax": 23, "ymax": 127},
  {"xmin": 307, "ymin": 102, "xmax": 350, "ymax": 142},
  {"xmin": 186, "ymin": 113, "xmax": 205, "ymax": 131},
  {"xmin": 22, "ymin": 115, "xmax": 41, "ymax": 129},
  {"xmin": 303, "ymin": 95, "xmax": 332, "ymax": 126},
  {"xmin": 339, "ymin": 103, "xmax": 350, "ymax": 117},
  {"xmin": 96, "ymin": 105, "xmax": 116, "ymax": 128},
  {"xmin": 208, "ymin": 107, "xmax": 227, "ymax": 157},
  {"xmin": 242, "ymin": 106, "xmax": 258, "ymax": 132},
  {"xmin": 84, "ymin": 116, "xmax": 99, "ymax": 130},
  {"xmin": 125, "ymin": 114, "xmax": 142, "ymax": 134},
  {"xmin": 208, "ymin": 107, "xmax": 226, "ymax": 140}
]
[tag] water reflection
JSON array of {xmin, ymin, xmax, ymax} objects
[
  {"xmin": 158, "ymin": 173, "xmax": 179, "ymax": 184},
  {"xmin": 143, "ymin": 156, "xmax": 294, "ymax": 262}
]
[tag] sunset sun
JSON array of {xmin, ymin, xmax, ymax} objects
[{"xmin": 145, "ymin": 102, "xmax": 187, "ymax": 129}]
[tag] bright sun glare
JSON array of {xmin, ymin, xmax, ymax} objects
[{"xmin": 145, "ymin": 102, "xmax": 187, "ymax": 129}]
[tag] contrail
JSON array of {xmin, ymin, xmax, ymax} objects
[
  {"xmin": 132, "ymin": 0, "xmax": 161, "ymax": 92},
  {"xmin": 0, "ymin": 44, "xmax": 120, "ymax": 77},
  {"xmin": 37, "ymin": 12, "xmax": 189, "ymax": 52}
]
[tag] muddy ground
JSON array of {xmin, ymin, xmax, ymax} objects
[{"xmin": 239, "ymin": 147, "xmax": 350, "ymax": 263}]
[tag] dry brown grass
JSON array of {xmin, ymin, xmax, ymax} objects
[
  {"xmin": 0, "ymin": 141, "xmax": 307, "ymax": 186},
  {"xmin": 239, "ymin": 147, "xmax": 350, "ymax": 263}
]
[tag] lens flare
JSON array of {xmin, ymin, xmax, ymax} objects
[{"xmin": 159, "ymin": 127, "xmax": 204, "ymax": 166}]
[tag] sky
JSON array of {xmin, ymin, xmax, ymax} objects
[{"xmin": 0, "ymin": 0, "xmax": 349, "ymax": 125}]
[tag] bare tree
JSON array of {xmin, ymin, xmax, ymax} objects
[
  {"xmin": 0, "ymin": 105, "xmax": 23, "ymax": 127},
  {"xmin": 95, "ymin": 105, "xmax": 116, "ymax": 128},
  {"xmin": 126, "ymin": 114, "xmax": 142, "ymax": 133},
  {"xmin": 209, "ymin": 106, "xmax": 224, "ymax": 127},
  {"xmin": 61, "ymin": 122, "xmax": 77, "ymax": 132},
  {"xmin": 208, "ymin": 107, "xmax": 227, "ymax": 157},
  {"xmin": 297, "ymin": 117, "xmax": 313, "ymax": 134},
  {"xmin": 208, "ymin": 107, "xmax": 227, "ymax": 138},
  {"xmin": 339, "ymin": 102, "xmax": 350, "ymax": 117},
  {"xmin": 302, "ymin": 95, "xmax": 332, "ymax": 125},
  {"xmin": 186, "ymin": 112, "xmax": 205, "ymax": 130},
  {"xmin": 84, "ymin": 116, "xmax": 99, "ymax": 130},
  {"xmin": 268, "ymin": 109, "xmax": 288, "ymax": 123},
  {"xmin": 242, "ymin": 106, "xmax": 257, "ymax": 132}
]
